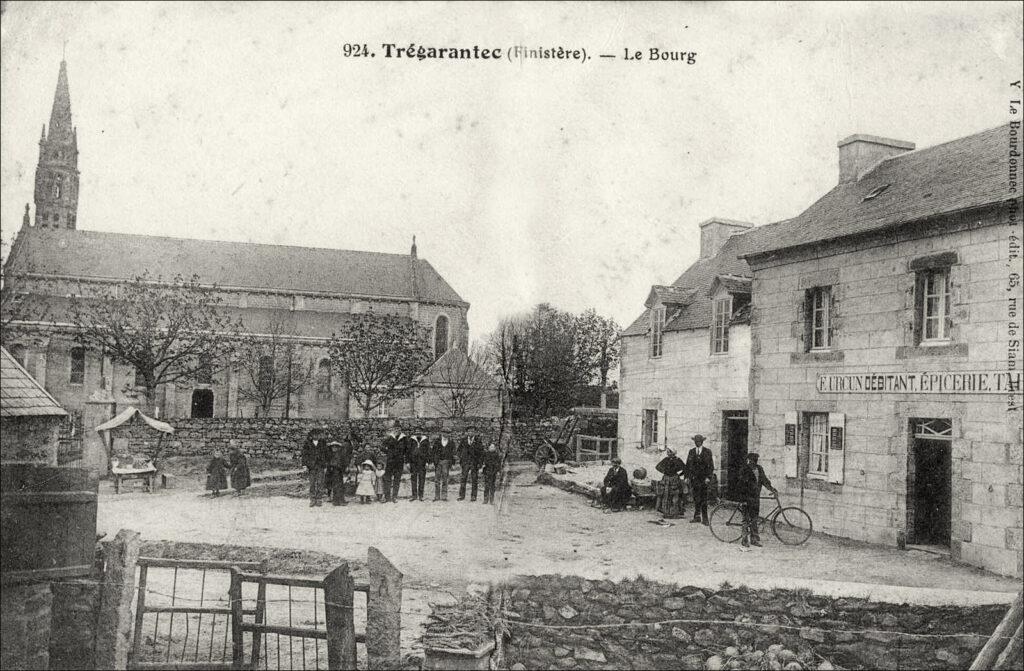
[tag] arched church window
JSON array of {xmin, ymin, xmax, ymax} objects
[
  {"xmin": 70, "ymin": 347, "xmax": 85, "ymax": 385},
  {"xmin": 53, "ymin": 179, "xmax": 62, "ymax": 199},
  {"xmin": 258, "ymin": 355, "xmax": 274, "ymax": 394},
  {"xmin": 434, "ymin": 314, "xmax": 450, "ymax": 361},
  {"xmin": 317, "ymin": 359, "xmax": 333, "ymax": 400}
]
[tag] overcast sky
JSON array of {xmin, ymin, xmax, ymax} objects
[{"xmin": 2, "ymin": 1, "xmax": 1021, "ymax": 339}]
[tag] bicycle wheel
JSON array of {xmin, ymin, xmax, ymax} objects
[
  {"xmin": 709, "ymin": 502, "xmax": 744, "ymax": 543},
  {"xmin": 773, "ymin": 507, "xmax": 813, "ymax": 545}
]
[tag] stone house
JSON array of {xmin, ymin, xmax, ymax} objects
[
  {"xmin": 742, "ymin": 125, "xmax": 1023, "ymax": 577},
  {"xmin": 3, "ymin": 60, "xmax": 472, "ymax": 430},
  {"xmin": 618, "ymin": 218, "xmax": 758, "ymax": 497},
  {"xmin": 413, "ymin": 347, "xmax": 503, "ymax": 419}
]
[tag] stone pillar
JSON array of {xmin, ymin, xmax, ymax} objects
[
  {"xmin": 366, "ymin": 547, "xmax": 403, "ymax": 670},
  {"xmin": 83, "ymin": 393, "xmax": 116, "ymax": 476},
  {"xmin": 0, "ymin": 582, "xmax": 54, "ymax": 670},
  {"xmin": 227, "ymin": 365, "xmax": 239, "ymax": 417},
  {"xmin": 94, "ymin": 529, "xmax": 141, "ymax": 671},
  {"xmin": 163, "ymin": 382, "xmax": 177, "ymax": 419}
]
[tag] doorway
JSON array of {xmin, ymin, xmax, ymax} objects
[
  {"xmin": 909, "ymin": 419, "xmax": 952, "ymax": 547},
  {"xmin": 191, "ymin": 389, "xmax": 214, "ymax": 418},
  {"xmin": 724, "ymin": 412, "xmax": 748, "ymax": 500}
]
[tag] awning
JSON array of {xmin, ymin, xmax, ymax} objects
[{"xmin": 94, "ymin": 407, "xmax": 174, "ymax": 435}]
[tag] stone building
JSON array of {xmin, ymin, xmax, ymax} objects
[
  {"xmin": 743, "ymin": 125, "xmax": 1023, "ymax": 577},
  {"xmin": 3, "ymin": 61, "xmax": 471, "ymax": 430},
  {"xmin": 618, "ymin": 218, "xmax": 758, "ymax": 498}
]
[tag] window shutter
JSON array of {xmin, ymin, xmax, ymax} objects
[
  {"xmin": 662, "ymin": 410, "xmax": 668, "ymax": 449},
  {"xmin": 802, "ymin": 291, "xmax": 812, "ymax": 353},
  {"xmin": 912, "ymin": 273, "xmax": 925, "ymax": 344},
  {"xmin": 828, "ymin": 288, "xmax": 836, "ymax": 349},
  {"xmin": 943, "ymin": 269, "xmax": 954, "ymax": 340},
  {"xmin": 783, "ymin": 411, "xmax": 798, "ymax": 477},
  {"xmin": 827, "ymin": 412, "xmax": 845, "ymax": 484},
  {"xmin": 640, "ymin": 412, "xmax": 646, "ymax": 447}
]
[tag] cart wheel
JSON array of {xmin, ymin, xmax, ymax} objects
[{"xmin": 535, "ymin": 443, "xmax": 558, "ymax": 468}]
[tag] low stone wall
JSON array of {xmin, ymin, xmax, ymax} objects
[
  {"xmin": 50, "ymin": 578, "xmax": 102, "ymax": 670},
  {"xmin": 0, "ymin": 582, "xmax": 53, "ymax": 670},
  {"xmin": 501, "ymin": 576, "xmax": 1004, "ymax": 670},
  {"xmin": 114, "ymin": 416, "xmax": 569, "ymax": 462}
]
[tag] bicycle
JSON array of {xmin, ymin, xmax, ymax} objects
[{"xmin": 709, "ymin": 491, "xmax": 813, "ymax": 546}]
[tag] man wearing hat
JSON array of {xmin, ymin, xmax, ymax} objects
[
  {"xmin": 686, "ymin": 434, "xmax": 715, "ymax": 525},
  {"xmin": 737, "ymin": 452, "xmax": 777, "ymax": 547},
  {"xmin": 600, "ymin": 457, "xmax": 632, "ymax": 512}
]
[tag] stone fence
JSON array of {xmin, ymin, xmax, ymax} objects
[
  {"xmin": 113, "ymin": 416, "xmax": 572, "ymax": 463},
  {"xmin": 499, "ymin": 575, "xmax": 1004, "ymax": 670}
]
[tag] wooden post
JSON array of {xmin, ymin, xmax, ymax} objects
[
  {"xmin": 129, "ymin": 563, "xmax": 149, "ymax": 667},
  {"xmin": 970, "ymin": 591, "xmax": 1023, "ymax": 670},
  {"xmin": 323, "ymin": 563, "xmax": 356, "ymax": 671},
  {"xmin": 249, "ymin": 581, "xmax": 267, "ymax": 669},
  {"xmin": 95, "ymin": 529, "xmax": 140, "ymax": 671},
  {"xmin": 366, "ymin": 547, "xmax": 403, "ymax": 670},
  {"xmin": 229, "ymin": 568, "xmax": 244, "ymax": 670}
]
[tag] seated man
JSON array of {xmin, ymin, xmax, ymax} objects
[{"xmin": 600, "ymin": 457, "xmax": 632, "ymax": 512}]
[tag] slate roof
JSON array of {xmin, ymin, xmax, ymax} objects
[
  {"xmin": 644, "ymin": 285, "xmax": 696, "ymax": 309},
  {"xmin": 709, "ymin": 274, "xmax": 752, "ymax": 296},
  {"xmin": 6, "ymin": 228, "xmax": 466, "ymax": 306},
  {"xmin": 742, "ymin": 124, "xmax": 1018, "ymax": 259},
  {"xmin": 418, "ymin": 347, "xmax": 501, "ymax": 389},
  {"xmin": 622, "ymin": 231, "xmax": 756, "ymax": 337},
  {"xmin": 0, "ymin": 347, "xmax": 67, "ymax": 417}
]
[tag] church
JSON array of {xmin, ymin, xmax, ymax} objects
[{"xmin": 2, "ymin": 61, "xmax": 487, "ymax": 426}]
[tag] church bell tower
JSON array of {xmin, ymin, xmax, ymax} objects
[{"xmin": 34, "ymin": 60, "xmax": 79, "ymax": 229}]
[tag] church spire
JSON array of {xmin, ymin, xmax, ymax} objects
[{"xmin": 47, "ymin": 60, "xmax": 74, "ymax": 144}]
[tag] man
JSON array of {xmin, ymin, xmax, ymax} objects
[
  {"xmin": 430, "ymin": 431, "xmax": 456, "ymax": 501},
  {"xmin": 301, "ymin": 428, "xmax": 330, "ymax": 507},
  {"xmin": 686, "ymin": 434, "xmax": 715, "ymax": 525},
  {"xmin": 457, "ymin": 430, "xmax": 485, "ymax": 501},
  {"xmin": 481, "ymin": 442, "xmax": 502, "ymax": 504},
  {"xmin": 381, "ymin": 421, "xmax": 409, "ymax": 503},
  {"xmin": 407, "ymin": 432, "xmax": 431, "ymax": 502},
  {"xmin": 326, "ymin": 431, "xmax": 355, "ymax": 506},
  {"xmin": 600, "ymin": 457, "xmax": 632, "ymax": 512},
  {"xmin": 655, "ymin": 447, "xmax": 688, "ymax": 519},
  {"xmin": 737, "ymin": 452, "xmax": 777, "ymax": 548}
]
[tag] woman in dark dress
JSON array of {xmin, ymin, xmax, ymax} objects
[
  {"xmin": 228, "ymin": 446, "xmax": 251, "ymax": 496},
  {"xmin": 655, "ymin": 448, "xmax": 688, "ymax": 519},
  {"xmin": 206, "ymin": 451, "xmax": 229, "ymax": 497}
]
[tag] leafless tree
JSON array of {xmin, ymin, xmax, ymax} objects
[
  {"xmin": 421, "ymin": 344, "xmax": 499, "ymax": 418},
  {"xmin": 235, "ymin": 316, "xmax": 316, "ymax": 418}
]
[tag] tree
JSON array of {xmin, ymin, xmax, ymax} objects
[
  {"xmin": 68, "ymin": 273, "xmax": 239, "ymax": 411},
  {"xmin": 573, "ymin": 308, "xmax": 621, "ymax": 408},
  {"xmin": 421, "ymin": 344, "xmax": 498, "ymax": 418},
  {"xmin": 328, "ymin": 313, "xmax": 432, "ymax": 416},
  {"xmin": 483, "ymin": 313, "xmax": 528, "ymax": 421},
  {"xmin": 235, "ymin": 317, "xmax": 315, "ymax": 418}
]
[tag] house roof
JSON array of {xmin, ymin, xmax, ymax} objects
[
  {"xmin": 742, "ymin": 124, "xmax": 1018, "ymax": 259},
  {"xmin": 622, "ymin": 231, "xmax": 756, "ymax": 337},
  {"xmin": 0, "ymin": 347, "xmax": 67, "ymax": 418},
  {"xmin": 6, "ymin": 227, "xmax": 466, "ymax": 306},
  {"xmin": 418, "ymin": 347, "xmax": 501, "ymax": 389},
  {"xmin": 709, "ymin": 274, "xmax": 752, "ymax": 297},
  {"xmin": 644, "ymin": 285, "xmax": 696, "ymax": 309}
]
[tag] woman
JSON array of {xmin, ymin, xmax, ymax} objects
[
  {"xmin": 228, "ymin": 446, "xmax": 251, "ymax": 496},
  {"xmin": 655, "ymin": 447, "xmax": 688, "ymax": 519},
  {"xmin": 206, "ymin": 451, "xmax": 229, "ymax": 497}
]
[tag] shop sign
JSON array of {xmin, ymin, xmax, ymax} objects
[{"xmin": 817, "ymin": 370, "xmax": 1021, "ymax": 395}]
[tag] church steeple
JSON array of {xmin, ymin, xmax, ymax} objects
[{"xmin": 34, "ymin": 59, "xmax": 80, "ymax": 230}]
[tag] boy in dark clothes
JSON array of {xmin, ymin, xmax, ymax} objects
[
  {"xmin": 301, "ymin": 429, "xmax": 330, "ymax": 507},
  {"xmin": 737, "ymin": 452, "xmax": 777, "ymax": 548},
  {"xmin": 481, "ymin": 443, "xmax": 502, "ymax": 504}
]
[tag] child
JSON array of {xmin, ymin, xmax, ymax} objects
[
  {"xmin": 374, "ymin": 462, "xmax": 386, "ymax": 502},
  {"xmin": 355, "ymin": 460, "xmax": 378, "ymax": 504},
  {"xmin": 206, "ymin": 451, "xmax": 228, "ymax": 497},
  {"xmin": 228, "ymin": 445, "xmax": 251, "ymax": 496}
]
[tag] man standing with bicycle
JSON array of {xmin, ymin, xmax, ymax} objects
[{"xmin": 738, "ymin": 452, "xmax": 777, "ymax": 548}]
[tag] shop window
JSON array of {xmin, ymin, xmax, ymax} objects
[
  {"xmin": 711, "ymin": 297, "xmax": 731, "ymax": 354},
  {"xmin": 649, "ymin": 307, "xmax": 665, "ymax": 358},
  {"xmin": 917, "ymin": 268, "xmax": 951, "ymax": 343},
  {"xmin": 805, "ymin": 287, "xmax": 833, "ymax": 350},
  {"xmin": 787, "ymin": 411, "xmax": 845, "ymax": 484},
  {"xmin": 70, "ymin": 347, "xmax": 85, "ymax": 385},
  {"xmin": 317, "ymin": 359, "xmax": 333, "ymax": 400}
]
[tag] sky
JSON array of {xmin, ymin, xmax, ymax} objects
[{"xmin": 1, "ymin": 1, "xmax": 1021, "ymax": 340}]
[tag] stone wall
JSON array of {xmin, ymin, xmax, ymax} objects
[
  {"xmin": 0, "ymin": 583, "xmax": 53, "ymax": 670},
  {"xmin": 112, "ymin": 416, "xmax": 566, "ymax": 462},
  {"xmin": 50, "ymin": 578, "xmax": 102, "ymax": 670},
  {"xmin": 0, "ymin": 415, "xmax": 62, "ymax": 465},
  {"xmin": 500, "ymin": 575, "xmax": 1004, "ymax": 671}
]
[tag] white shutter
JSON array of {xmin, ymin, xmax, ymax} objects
[
  {"xmin": 827, "ymin": 412, "xmax": 845, "ymax": 484},
  {"xmin": 783, "ymin": 411, "xmax": 798, "ymax": 478}
]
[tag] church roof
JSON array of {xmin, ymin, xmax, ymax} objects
[
  {"xmin": 47, "ymin": 60, "xmax": 74, "ymax": 145},
  {"xmin": 7, "ymin": 227, "xmax": 467, "ymax": 306}
]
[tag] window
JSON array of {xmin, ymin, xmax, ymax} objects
[
  {"xmin": 711, "ymin": 297, "xmax": 731, "ymax": 354},
  {"xmin": 9, "ymin": 344, "xmax": 27, "ymax": 369},
  {"xmin": 808, "ymin": 287, "xmax": 832, "ymax": 350},
  {"xmin": 258, "ymin": 355, "xmax": 274, "ymax": 393},
  {"xmin": 376, "ymin": 402, "xmax": 389, "ymax": 418},
  {"xmin": 134, "ymin": 367, "xmax": 147, "ymax": 387},
  {"xmin": 649, "ymin": 307, "xmax": 665, "ymax": 358},
  {"xmin": 920, "ymin": 268, "xmax": 950, "ymax": 342},
  {"xmin": 196, "ymin": 354, "xmax": 213, "ymax": 384},
  {"xmin": 317, "ymin": 359, "xmax": 333, "ymax": 400},
  {"xmin": 70, "ymin": 347, "xmax": 85, "ymax": 385},
  {"xmin": 434, "ymin": 315, "xmax": 450, "ymax": 361},
  {"xmin": 807, "ymin": 413, "xmax": 829, "ymax": 476},
  {"xmin": 642, "ymin": 408, "xmax": 659, "ymax": 448}
]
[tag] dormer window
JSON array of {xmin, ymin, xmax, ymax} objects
[{"xmin": 649, "ymin": 307, "xmax": 665, "ymax": 358}]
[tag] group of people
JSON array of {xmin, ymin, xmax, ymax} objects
[
  {"xmin": 599, "ymin": 433, "xmax": 777, "ymax": 547},
  {"xmin": 300, "ymin": 421, "xmax": 504, "ymax": 507},
  {"xmin": 205, "ymin": 444, "xmax": 251, "ymax": 496}
]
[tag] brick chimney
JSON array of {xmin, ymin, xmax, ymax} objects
[
  {"xmin": 837, "ymin": 134, "xmax": 915, "ymax": 183},
  {"xmin": 698, "ymin": 218, "xmax": 754, "ymax": 259}
]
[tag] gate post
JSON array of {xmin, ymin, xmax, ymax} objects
[
  {"xmin": 95, "ymin": 529, "xmax": 140, "ymax": 671},
  {"xmin": 324, "ymin": 563, "xmax": 356, "ymax": 670},
  {"xmin": 366, "ymin": 547, "xmax": 403, "ymax": 670},
  {"xmin": 229, "ymin": 568, "xmax": 243, "ymax": 669}
]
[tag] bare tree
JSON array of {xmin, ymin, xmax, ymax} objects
[
  {"xmin": 235, "ymin": 317, "xmax": 316, "ymax": 417},
  {"xmin": 328, "ymin": 313, "xmax": 432, "ymax": 416},
  {"xmin": 420, "ymin": 344, "xmax": 499, "ymax": 418},
  {"xmin": 67, "ymin": 272, "xmax": 239, "ymax": 412}
]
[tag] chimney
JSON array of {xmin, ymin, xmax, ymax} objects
[
  {"xmin": 837, "ymin": 134, "xmax": 915, "ymax": 183},
  {"xmin": 698, "ymin": 218, "xmax": 753, "ymax": 259}
]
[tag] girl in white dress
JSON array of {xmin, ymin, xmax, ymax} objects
[{"xmin": 355, "ymin": 460, "xmax": 378, "ymax": 503}]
